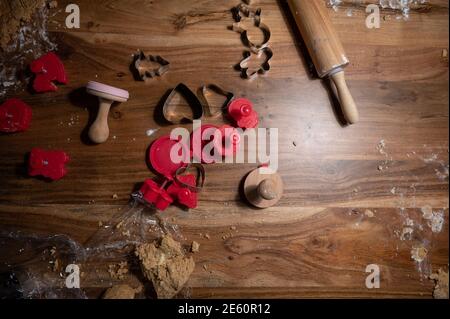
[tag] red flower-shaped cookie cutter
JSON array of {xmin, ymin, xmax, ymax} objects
[
  {"xmin": 0, "ymin": 98, "xmax": 32, "ymax": 133},
  {"xmin": 28, "ymin": 148, "xmax": 70, "ymax": 181},
  {"xmin": 30, "ymin": 52, "xmax": 68, "ymax": 93}
]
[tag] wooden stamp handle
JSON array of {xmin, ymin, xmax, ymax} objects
[
  {"xmin": 258, "ymin": 179, "xmax": 278, "ymax": 200},
  {"xmin": 330, "ymin": 70, "xmax": 359, "ymax": 124},
  {"xmin": 88, "ymin": 98, "xmax": 112, "ymax": 144}
]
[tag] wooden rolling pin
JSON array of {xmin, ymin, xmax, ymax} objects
[{"xmin": 287, "ymin": 0, "xmax": 359, "ymax": 124}]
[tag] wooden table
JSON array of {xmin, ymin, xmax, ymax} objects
[{"xmin": 0, "ymin": 0, "xmax": 448, "ymax": 298}]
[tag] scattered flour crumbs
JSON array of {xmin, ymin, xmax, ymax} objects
[
  {"xmin": 375, "ymin": 139, "xmax": 448, "ymax": 297},
  {"xmin": 327, "ymin": 0, "xmax": 429, "ymax": 20}
]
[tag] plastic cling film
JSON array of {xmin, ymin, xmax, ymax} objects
[{"xmin": 0, "ymin": 198, "xmax": 184, "ymax": 299}]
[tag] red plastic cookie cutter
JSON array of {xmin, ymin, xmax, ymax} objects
[
  {"xmin": 191, "ymin": 124, "xmax": 241, "ymax": 163},
  {"xmin": 28, "ymin": 148, "xmax": 70, "ymax": 181},
  {"xmin": 0, "ymin": 98, "xmax": 32, "ymax": 133},
  {"xmin": 167, "ymin": 164, "xmax": 206, "ymax": 209},
  {"xmin": 138, "ymin": 135, "xmax": 191, "ymax": 211},
  {"xmin": 30, "ymin": 52, "xmax": 68, "ymax": 93},
  {"xmin": 191, "ymin": 124, "xmax": 219, "ymax": 164},
  {"xmin": 167, "ymin": 175, "xmax": 197, "ymax": 209},
  {"xmin": 148, "ymin": 135, "xmax": 190, "ymax": 180},
  {"xmin": 137, "ymin": 179, "xmax": 173, "ymax": 211},
  {"xmin": 213, "ymin": 125, "xmax": 241, "ymax": 158},
  {"xmin": 228, "ymin": 98, "xmax": 258, "ymax": 129}
]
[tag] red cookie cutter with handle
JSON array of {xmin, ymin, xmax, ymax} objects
[
  {"xmin": 228, "ymin": 98, "xmax": 258, "ymax": 129},
  {"xmin": 148, "ymin": 135, "xmax": 189, "ymax": 180},
  {"xmin": 167, "ymin": 175, "xmax": 197, "ymax": 209},
  {"xmin": 137, "ymin": 179, "xmax": 173, "ymax": 211},
  {"xmin": 213, "ymin": 125, "xmax": 241, "ymax": 158},
  {"xmin": 191, "ymin": 125, "xmax": 241, "ymax": 164},
  {"xmin": 28, "ymin": 148, "xmax": 70, "ymax": 181},
  {"xmin": 167, "ymin": 164, "xmax": 206, "ymax": 209},
  {"xmin": 135, "ymin": 135, "xmax": 191, "ymax": 211},
  {"xmin": 30, "ymin": 52, "xmax": 68, "ymax": 93},
  {"xmin": 0, "ymin": 98, "xmax": 32, "ymax": 133}
]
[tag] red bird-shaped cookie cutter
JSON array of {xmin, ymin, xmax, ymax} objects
[
  {"xmin": 28, "ymin": 148, "xmax": 70, "ymax": 181},
  {"xmin": 30, "ymin": 52, "xmax": 68, "ymax": 93}
]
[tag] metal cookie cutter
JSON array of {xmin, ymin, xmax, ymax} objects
[
  {"xmin": 239, "ymin": 47, "xmax": 273, "ymax": 80},
  {"xmin": 162, "ymin": 83, "xmax": 204, "ymax": 124},
  {"xmin": 174, "ymin": 163, "xmax": 206, "ymax": 193},
  {"xmin": 197, "ymin": 84, "xmax": 234, "ymax": 118},
  {"xmin": 232, "ymin": 3, "xmax": 261, "ymax": 23},
  {"xmin": 134, "ymin": 50, "xmax": 170, "ymax": 80},
  {"xmin": 232, "ymin": 4, "xmax": 271, "ymax": 53}
]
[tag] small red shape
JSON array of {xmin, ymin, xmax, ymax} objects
[
  {"xmin": 30, "ymin": 52, "xmax": 68, "ymax": 93},
  {"xmin": 228, "ymin": 98, "xmax": 259, "ymax": 129},
  {"xmin": 214, "ymin": 125, "xmax": 241, "ymax": 158},
  {"xmin": 139, "ymin": 179, "xmax": 174, "ymax": 211},
  {"xmin": 167, "ymin": 175, "xmax": 197, "ymax": 209},
  {"xmin": 0, "ymin": 98, "xmax": 32, "ymax": 133},
  {"xmin": 28, "ymin": 148, "xmax": 70, "ymax": 181},
  {"xmin": 149, "ymin": 136, "xmax": 189, "ymax": 180},
  {"xmin": 190, "ymin": 124, "xmax": 220, "ymax": 164}
]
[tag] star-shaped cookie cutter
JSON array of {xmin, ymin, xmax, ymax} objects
[
  {"xmin": 134, "ymin": 50, "xmax": 170, "ymax": 80},
  {"xmin": 239, "ymin": 47, "xmax": 273, "ymax": 80}
]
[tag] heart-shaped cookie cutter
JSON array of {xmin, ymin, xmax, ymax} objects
[
  {"xmin": 134, "ymin": 50, "xmax": 170, "ymax": 80},
  {"xmin": 162, "ymin": 83, "xmax": 204, "ymax": 124},
  {"xmin": 174, "ymin": 163, "xmax": 205, "ymax": 193}
]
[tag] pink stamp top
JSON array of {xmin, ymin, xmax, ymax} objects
[{"xmin": 86, "ymin": 81, "xmax": 129, "ymax": 100}]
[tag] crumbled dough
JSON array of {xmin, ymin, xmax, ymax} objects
[
  {"xmin": 190, "ymin": 241, "xmax": 200, "ymax": 253},
  {"xmin": 429, "ymin": 269, "xmax": 449, "ymax": 299},
  {"xmin": 364, "ymin": 209, "xmax": 374, "ymax": 218},
  {"xmin": 0, "ymin": 0, "xmax": 45, "ymax": 49},
  {"xmin": 102, "ymin": 284, "xmax": 136, "ymax": 299},
  {"xmin": 135, "ymin": 234, "xmax": 195, "ymax": 299},
  {"xmin": 108, "ymin": 261, "xmax": 129, "ymax": 280}
]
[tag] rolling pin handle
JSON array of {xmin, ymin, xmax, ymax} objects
[{"xmin": 330, "ymin": 70, "xmax": 359, "ymax": 124}]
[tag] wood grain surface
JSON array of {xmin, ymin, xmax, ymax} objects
[{"xmin": 0, "ymin": 0, "xmax": 448, "ymax": 298}]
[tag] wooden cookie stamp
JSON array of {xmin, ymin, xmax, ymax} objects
[
  {"xmin": 86, "ymin": 81, "xmax": 129, "ymax": 144},
  {"xmin": 244, "ymin": 167, "xmax": 283, "ymax": 208}
]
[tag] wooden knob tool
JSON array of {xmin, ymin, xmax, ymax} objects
[
  {"xmin": 244, "ymin": 167, "xmax": 283, "ymax": 208},
  {"xmin": 287, "ymin": 0, "xmax": 359, "ymax": 124},
  {"xmin": 86, "ymin": 81, "xmax": 129, "ymax": 144}
]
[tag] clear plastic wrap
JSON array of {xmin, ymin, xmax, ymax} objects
[{"xmin": 0, "ymin": 197, "xmax": 184, "ymax": 299}]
